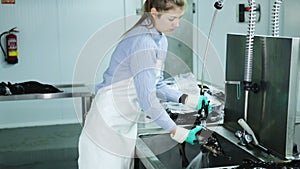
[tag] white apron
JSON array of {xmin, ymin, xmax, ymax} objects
[
  {"xmin": 78, "ymin": 78, "xmax": 143, "ymax": 169},
  {"xmin": 78, "ymin": 73, "xmax": 161, "ymax": 169},
  {"xmin": 78, "ymin": 49, "xmax": 164, "ymax": 168}
]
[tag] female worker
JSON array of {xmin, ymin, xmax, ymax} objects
[{"xmin": 78, "ymin": 0, "xmax": 206, "ymax": 168}]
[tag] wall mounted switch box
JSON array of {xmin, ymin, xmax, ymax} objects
[{"xmin": 237, "ymin": 3, "xmax": 261, "ymax": 23}]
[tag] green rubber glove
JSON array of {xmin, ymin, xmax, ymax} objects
[
  {"xmin": 185, "ymin": 126, "xmax": 203, "ymax": 145},
  {"xmin": 196, "ymin": 95, "xmax": 212, "ymax": 113}
]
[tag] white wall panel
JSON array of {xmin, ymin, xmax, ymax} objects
[
  {"xmin": 0, "ymin": 0, "xmax": 125, "ymax": 128},
  {"xmin": 0, "ymin": 0, "xmax": 60, "ymax": 82},
  {"xmin": 282, "ymin": 0, "xmax": 300, "ymax": 37},
  {"xmin": 124, "ymin": 0, "xmax": 141, "ymax": 30},
  {"xmin": 57, "ymin": 0, "xmax": 125, "ymax": 84}
]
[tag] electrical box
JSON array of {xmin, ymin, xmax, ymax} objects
[{"xmin": 237, "ymin": 4, "xmax": 261, "ymax": 23}]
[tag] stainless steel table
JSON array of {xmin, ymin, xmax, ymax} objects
[{"xmin": 0, "ymin": 84, "xmax": 94, "ymax": 125}]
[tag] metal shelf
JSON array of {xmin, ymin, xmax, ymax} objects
[{"xmin": 0, "ymin": 84, "xmax": 94, "ymax": 125}]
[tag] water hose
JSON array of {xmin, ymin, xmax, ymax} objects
[{"xmin": 199, "ymin": 0, "xmax": 225, "ymax": 93}]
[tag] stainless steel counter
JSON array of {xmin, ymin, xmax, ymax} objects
[
  {"xmin": 135, "ymin": 124, "xmax": 288, "ymax": 169},
  {"xmin": 0, "ymin": 84, "xmax": 94, "ymax": 125}
]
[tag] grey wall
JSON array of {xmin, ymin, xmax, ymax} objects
[
  {"xmin": 282, "ymin": 1, "xmax": 300, "ymax": 37},
  {"xmin": 0, "ymin": 0, "xmax": 138, "ymax": 128}
]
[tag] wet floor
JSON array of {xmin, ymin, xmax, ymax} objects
[{"xmin": 0, "ymin": 124, "xmax": 81, "ymax": 169}]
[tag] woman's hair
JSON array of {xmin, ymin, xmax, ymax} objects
[{"xmin": 124, "ymin": 0, "xmax": 186, "ymax": 35}]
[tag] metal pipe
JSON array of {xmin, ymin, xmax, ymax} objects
[
  {"xmin": 244, "ymin": 90, "xmax": 249, "ymax": 121},
  {"xmin": 238, "ymin": 0, "xmax": 257, "ymax": 146}
]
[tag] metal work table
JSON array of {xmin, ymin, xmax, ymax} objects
[
  {"xmin": 0, "ymin": 84, "xmax": 94, "ymax": 125},
  {"xmin": 135, "ymin": 124, "xmax": 288, "ymax": 169}
]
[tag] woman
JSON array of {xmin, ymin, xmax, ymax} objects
[{"xmin": 78, "ymin": 0, "xmax": 205, "ymax": 168}]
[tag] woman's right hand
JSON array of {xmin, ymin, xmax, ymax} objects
[
  {"xmin": 170, "ymin": 126, "xmax": 203, "ymax": 145},
  {"xmin": 184, "ymin": 126, "xmax": 203, "ymax": 145}
]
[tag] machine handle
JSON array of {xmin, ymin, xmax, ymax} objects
[{"xmin": 238, "ymin": 118, "xmax": 259, "ymax": 145}]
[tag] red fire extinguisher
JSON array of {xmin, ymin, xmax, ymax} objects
[{"xmin": 0, "ymin": 27, "xmax": 19, "ymax": 64}]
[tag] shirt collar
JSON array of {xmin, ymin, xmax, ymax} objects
[
  {"xmin": 142, "ymin": 18, "xmax": 163, "ymax": 44},
  {"xmin": 150, "ymin": 27, "xmax": 163, "ymax": 44}
]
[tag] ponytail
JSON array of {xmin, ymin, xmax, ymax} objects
[{"xmin": 123, "ymin": 0, "xmax": 186, "ymax": 36}]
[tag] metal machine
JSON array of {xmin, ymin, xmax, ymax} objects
[{"xmin": 224, "ymin": 33, "xmax": 300, "ymax": 160}]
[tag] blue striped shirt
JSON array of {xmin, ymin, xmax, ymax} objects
[{"xmin": 96, "ymin": 23, "xmax": 182, "ymax": 131}]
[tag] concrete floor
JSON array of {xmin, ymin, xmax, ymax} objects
[{"xmin": 0, "ymin": 124, "xmax": 82, "ymax": 169}]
